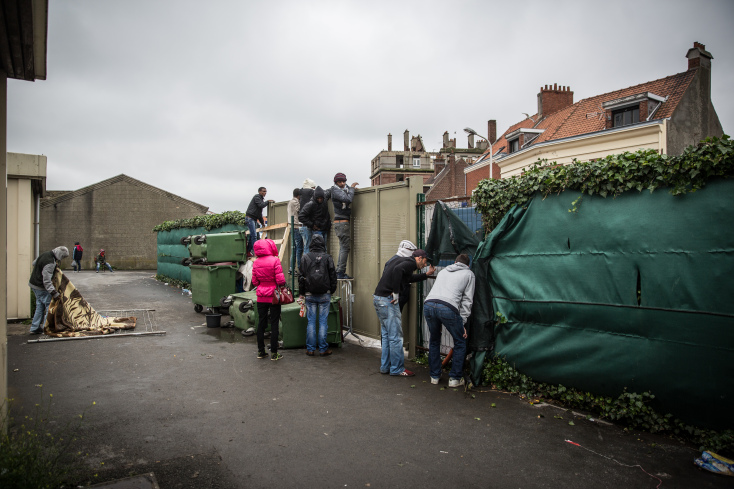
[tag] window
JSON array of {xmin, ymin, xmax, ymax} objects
[
  {"xmin": 413, "ymin": 156, "xmax": 421, "ymax": 168},
  {"xmin": 396, "ymin": 155, "xmax": 404, "ymax": 169},
  {"xmin": 509, "ymin": 138, "xmax": 519, "ymax": 153},
  {"xmin": 613, "ymin": 106, "xmax": 640, "ymax": 127}
]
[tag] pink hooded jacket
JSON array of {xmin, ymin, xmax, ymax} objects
[{"xmin": 251, "ymin": 239, "xmax": 286, "ymax": 303}]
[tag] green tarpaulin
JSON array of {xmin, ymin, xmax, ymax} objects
[{"xmin": 474, "ymin": 178, "xmax": 734, "ymax": 429}]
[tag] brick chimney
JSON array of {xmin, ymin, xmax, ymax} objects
[
  {"xmin": 537, "ymin": 84, "xmax": 574, "ymax": 119},
  {"xmin": 442, "ymin": 131, "xmax": 449, "ymax": 149},
  {"xmin": 488, "ymin": 120, "xmax": 496, "ymax": 144},
  {"xmin": 687, "ymin": 41, "xmax": 713, "ymax": 70},
  {"xmin": 387, "ymin": 133, "xmax": 392, "ymax": 151},
  {"xmin": 404, "ymin": 130, "xmax": 409, "ymax": 151},
  {"xmin": 433, "ymin": 155, "xmax": 446, "ymax": 176}
]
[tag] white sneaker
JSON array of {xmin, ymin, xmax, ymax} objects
[
  {"xmin": 430, "ymin": 377, "xmax": 439, "ymax": 385},
  {"xmin": 448, "ymin": 378, "xmax": 465, "ymax": 388}
]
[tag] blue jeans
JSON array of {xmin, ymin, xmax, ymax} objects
[
  {"xmin": 373, "ymin": 295, "xmax": 405, "ymax": 375},
  {"xmin": 424, "ymin": 301, "xmax": 467, "ymax": 380},
  {"xmin": 245, "ymin": 217, "xmax": 258, "ymax": 254},
  {"xmin": 96, "ymin": 262, "xmax": 113, "ymax": 272},
  {"xmin": 306, "ymin": 293, "xmax": 331, "ymax": 352},
  {"xmin": 30, "ymin": 288, "xmax": 53, "ymax": 333},
  {"xmin": 291, "ymin": 227, "xmax": 304, "ymax": 272},
  {"xmin": 72, "ymin": 259, "xmax": 81, "ymax": 271},
  {"xmin": 300, "ymin": 226, "xmax": 312, "ymax": 254}
]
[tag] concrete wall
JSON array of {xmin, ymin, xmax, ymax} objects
[
  {"xmin": 667, "ymin": 67, "xmax": 724, "ymax": 155},
  {"xmin": 1, "ymin": 74, "xmax": 8, "ymax": 427},
  {"xmin": 40, "ymin": 175, "xmax": 208, "ymax": 270},
  {"xmin": 7, "ymin": 179, "xmax": 33, "ymax": 318},
  {"xmin": 6, "ymin": 152, "xmax": 46, "ymax": 319}
]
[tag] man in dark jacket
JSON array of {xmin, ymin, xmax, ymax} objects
[
  {"xmin": 245, "ymin": 187, "xmax": 274, "ymax": 256},
  {"xmin": 298, "ymin": 234, "xmax": 337, "ymax": 356},
  {"xmin": 72, "ymin": 242, "xmax": 83, "ymax": 272},
  {"xmin": 28, "ymin": 246, "xmax": 69, "ymax": 334},
  {"xmin": 298, "ymin": 186, "xmax": 331, "ymax": 254},
  {"xmin": 330, "ymin": 172, "xmax": 358, "ymax": 280},
  {"xmin": 373, "ymin": 249, "xmax": 435, "ymax": 376}
]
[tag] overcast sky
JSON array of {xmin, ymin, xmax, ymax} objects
[{"xmin": 8, "ymin": 0, "xmax": 734, "ymax": 213}]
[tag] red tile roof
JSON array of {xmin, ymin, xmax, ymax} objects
[{"xmin": 475, "ymin": 68, "xmax": 698, "ymax": 162}]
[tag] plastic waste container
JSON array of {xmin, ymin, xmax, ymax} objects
[
  {"xmin": 190, "ymin": 262, "xmax": 239, "ymax": 313},
  {"xmin": 228, "ymin": 291, "xmax": 341, "ymax": 348},
  {"xmin": 186, "ymin": 231, "xmax": 248, "ymax": 263}
]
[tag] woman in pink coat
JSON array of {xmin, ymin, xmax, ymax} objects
[{"xmin": 251, "ymin": 239, "xmax": 286, "ymax": 360}]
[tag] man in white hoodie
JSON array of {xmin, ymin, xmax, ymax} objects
[{"xmin": 423, "ymin": 254, "xmax": 475, "ymax": 387}]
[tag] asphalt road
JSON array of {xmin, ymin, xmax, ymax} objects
[{"xmin": 7, "ymin": 271, "xmax": 729, "ymax": 488}]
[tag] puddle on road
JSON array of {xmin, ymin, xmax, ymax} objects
[{"xmin": 201, "ymin": 326, "xmax": 250, "ymax": 343}]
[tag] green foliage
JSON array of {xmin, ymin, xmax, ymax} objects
[
  {"xmin": 414, "ymin": 352, "xmax": 428, "ymax": 365},
  {"xmin": 472, "ymin": 135, "xmax": 734, "ymax": 230},
  {"xmin": 1, "ymin": 391, "xmax": 94, "ymax": 488},
  {"xmin": 483, "ymin": 355, "xmax": 734, "ymax": 454},
  {"xmin": 153, "ymin": 210, "xmax": 248, "ymax": 233},
  {"xmin": 155, "ymin": 274, "xmax": 191, "ymax": 289}
]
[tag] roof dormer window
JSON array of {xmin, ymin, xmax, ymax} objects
[{"xmin": 602, "ymin": 92, "xmax": 667, "ymax": 129}]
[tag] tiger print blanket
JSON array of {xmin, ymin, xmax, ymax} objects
[{"xmin": 44, "ymin": 269, "xmax": 137, "ymax": 337}]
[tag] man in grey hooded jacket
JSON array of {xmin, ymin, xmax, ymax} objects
[
  {"xmin": 423, "ymin": 253, "xmax": 475, "ymax": 387},
  {"xmin": 28, "ymin": 246, "xmax": 69, "ymax": 334}
]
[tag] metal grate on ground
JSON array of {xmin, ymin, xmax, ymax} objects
[{"xmin": 28, "ymin": 309, "xmax": 165, "ymax": 343}]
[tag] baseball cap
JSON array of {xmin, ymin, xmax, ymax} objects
[{"xmin": 412, "ymin": 249, "xmax": 428, "ymax": 260}]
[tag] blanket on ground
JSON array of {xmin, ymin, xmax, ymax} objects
[{"xmin": 44, "ymin": 269, "xmax": 137, "ymax": 337}]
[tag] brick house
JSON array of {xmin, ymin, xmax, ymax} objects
[
  {"xmin": 370, "ymin": 130, "xmax": 436, "ymax": 188},
  {"xmin": 40, "ymin": 174, "xmax": 208, "ymax": 270},
  {"xmin": 424, "ymin": 154, "xmax": 471, "ymax": 201},
  {"xmin": 465, "ymin": 42, "xmax": 724, "ymax": 190}
]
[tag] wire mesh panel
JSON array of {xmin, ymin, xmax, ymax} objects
[
  {"xmin": 417, "ymin": 196, "xmax": 482, "ymax": 354},
  {"xmin": 28, "ymin": 309, "xmax": 162, "ymax": 343},
  {"xmin": 97, "ymin": 309, "xmax": 159, "ymax": 334}
]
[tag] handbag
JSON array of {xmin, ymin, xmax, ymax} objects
[{"xmin": 273, "ymin": 285, "xmax": 295, "ymax": 305}]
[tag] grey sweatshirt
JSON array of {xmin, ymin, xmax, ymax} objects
[{"xmin": 425, "ymin": 262, "xmax": 475, "ymax": 324}]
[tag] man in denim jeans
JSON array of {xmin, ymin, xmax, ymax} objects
[
  {"xmin": 423, "ymin": 254, "xmax": 475, "ymax": 388},
  {"xmin": 373, "ymin": 249, "xmax": 434, "ymax": 377},
  {"xmin": 28, "ymin": 246, "xmax": 69, "ymax": 334},
  {"xmin": 329, "ymin": 172, "xmax": 358, "ymax": 279},
  {"xmin": 245, "ymin": 187, "xmax": 273, "ymax": 257},
  {"xmin": 298, "ymin": 234, "xmax": 337, "ymax": 356}
]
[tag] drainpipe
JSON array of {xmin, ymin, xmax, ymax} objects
[{"xmin": 34, "ymin": 193, "xmax": 40, "ymax": 258}]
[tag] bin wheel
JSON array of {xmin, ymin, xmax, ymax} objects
[
  {"xmin": 180, "ymin": 236, "xmax": 192, "ymax": 245},
  {"xmin": 193, "ymin": 235, "xmax": 206, "ymax": 245},
  {"xmin": 241, "ymin": 328, "xmax": 255, "ymax": 337},
  {"xmin": 220, "ymin": 296, "xmax": 233, "ymax": 308},
  {"xmin": 181, "ymin": 258, "xmax": 192, "ymax": 266},
  {"xmin": 238, "ymin": 301, "xmax": 252, "ymax": 313},
  {"xmin": 194, "ymin": 304, "xmax": 203, "ymax": 313}
]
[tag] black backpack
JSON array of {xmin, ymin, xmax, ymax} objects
[{"xmin": 305, "ymin": 253, "xmax": 330, "ymax": 294}]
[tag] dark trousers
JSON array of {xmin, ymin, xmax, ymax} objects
[{"xmin": 256, "ymin": 302, "xmax": 281, "ymax": 353}]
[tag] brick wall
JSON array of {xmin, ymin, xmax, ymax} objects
[
  {"xmin": 40, "ymin": 176, "xmax": 207, "ymax": 270},
  {"xmin": 465, "ymin": 161, "xmax": 500, "ymax": 194},
  {"xmin": 426, "ymin": 158, "xmax": 471, "ymax": 200}
]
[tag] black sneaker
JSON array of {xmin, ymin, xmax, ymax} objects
[
  {"xmin": 271, "ymin": 352, "xmax": 283, "ymax": 361},
  {"xmin": 257, "ymin": 350, "xmax": 268, "ymax": 359}
]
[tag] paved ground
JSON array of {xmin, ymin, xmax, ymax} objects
[{"xmin": 7, "ymin": 271, "xmax": 730, "ymax": 488}]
